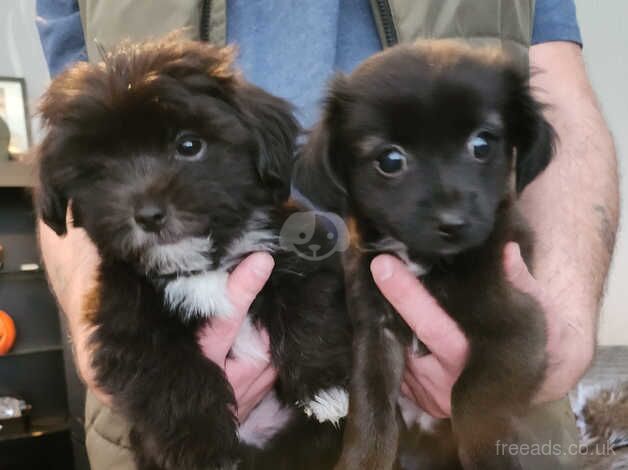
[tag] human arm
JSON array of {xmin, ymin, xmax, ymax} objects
[
  {"xmin": 521, "ymin": 41, "xmax": 618, "ymax": 401},
  {"xmin": 37, "ymin": 217, "xmax": 277, "ymax": 421}
]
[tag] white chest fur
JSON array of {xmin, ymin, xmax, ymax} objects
[{"xmin": 164, "ymin": 270, "xmax": 232, "ymax": 320}]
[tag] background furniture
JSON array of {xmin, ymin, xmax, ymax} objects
[{"xmin": 0, "ymin": 182, "xmax": 87, "ymax": 470}]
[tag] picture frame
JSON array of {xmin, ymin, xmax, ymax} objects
[{"xmin": 0, "ymin": 77, "xmax": 31, "ymax": 160}]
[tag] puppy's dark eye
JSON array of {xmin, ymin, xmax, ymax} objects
[
  {"xmin": 175, "ymin": 132, "xmax": 207, "ymax": 161},
  {"xmin": 375, "ymin": 147, "xmax": 407, "ymax": 177},
  {"xmin": 467, "ymin": 132, "xmax": 494, "ymax": 162}
]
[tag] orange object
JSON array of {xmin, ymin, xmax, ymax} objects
[{"xmin": 0, "ymin": 310, "xmax": 16, "ymax": 354}]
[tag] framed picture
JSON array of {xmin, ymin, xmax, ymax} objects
[{"xmin": 0, "ymin": 77, "xmax": 31, "ymax": 160}]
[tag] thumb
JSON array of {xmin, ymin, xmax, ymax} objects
[
  {"xmin": 227, "ymin": 252, "xmax": 275, "ymax": 313},
  {"xmin": 503, "ymin": 242, "xmax": 538, "ymax": 297},
  {"xmin": 200, "ymin": 252, "xmax": 274, "ymax": 365}
]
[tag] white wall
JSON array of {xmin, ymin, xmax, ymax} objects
[
  {"xmin": 575, "ymin": 0, "xmax": 628, "ymax": 345},
  {"xmin": 0, "ymin": 1, "xmax": 50, "ymax": 143}
]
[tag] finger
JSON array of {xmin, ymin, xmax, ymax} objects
[
  {"xmin": 403, "ymin": 371, "xmax": 449, "ymax": 418},
  {"xmin": 228, "ymin": 252, "xmax": 275, "ymax": 313},
  {"xmin": 232, "ymin": 366, "xmax": 277, "ymax": 422},
  {"xmin": 503, "ymin": 242, "xmax": 540, "ymax": 297},
  {"xmin": 200, "ymin": 253, "xmax": 275, "ymax": 363},
  {"xmin": 405, "ymin": 354, "xmax": 455, "ymax": 416},
  {"xmin": 225, "ymin": 359, "xmax": 274, "ymax": 396},
  {"xmin": 235, "ymin": 366, "xmax": 277, "ymax": 405},
  {"xmin": 235, "ymin": 373, "xmax": 276, "ymax": 422},
  {"xmin": 371, "ymin": 255, "xmax": 468, "ymax": 370}
]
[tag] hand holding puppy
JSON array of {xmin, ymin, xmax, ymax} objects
[
  {"xmin": 38, "ymin": 219, "xmax": 276, "ymax": 421},
  {"xmin": 371, "ymin": 242, "xmax": 593, "ymax": 418}
]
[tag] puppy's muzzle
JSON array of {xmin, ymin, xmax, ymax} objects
[
  {"xmin": 435, "ymin": 211, "xmax": 467, "ymax": 242},
  {"xmin": 135, "ymin": 200, "xmax": 167, "ymax": 233}
]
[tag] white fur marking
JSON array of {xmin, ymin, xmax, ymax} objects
[
  {"xmin": 221, "ymin": 211, "xmax": 279, "ymax": 270},
  {"xmin": 301, "ymin": 387, "xmax": 349, "ymax": 426},
  {"xmin": 164, "ymin": 270, "xmax": 231, "ymax": 319},
  {"xmin": 398, "ymin": 396, "xmax": 441, "ymax": 433},
  {"xmin": 238, "ymin": 392, "xmax": 293, "ymax": 448},
  {"xmin": 231, "ymin": 317, "xmax": 269, "ymax": 364},
  {"xmin": 142, "ymin": 236, "xmax": 212, "ymax": 274},
  {"xmin": 370, "ymin": 237, "xmax": 430, "ymax": 276}
]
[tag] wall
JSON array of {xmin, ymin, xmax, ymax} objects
[{"xmin": 0, "ymin": 1, "xmax": 50, "ymax": 142}]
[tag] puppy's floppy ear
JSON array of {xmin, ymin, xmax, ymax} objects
[
  {"xmin": 292, "ymin": 75, "xmax": 350, "ymax": 214},
  {"xmin": 506, "ymin": 70, "xmax": 556, "ymax": 193},
  {"xmin": 33, "ymin": 131, "xmax": 71, "ymax": 236},
  {"xmin": 235, "ymin": 83, "xmax": 300, "ymax": 201}
]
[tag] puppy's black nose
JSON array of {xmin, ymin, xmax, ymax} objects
[
  {"xmin": 436, "ymin": 212, "xmax": 467, "ymax": 241},
  {"xmin": 135, "ymin": 203, "xmax": 166, "ymax": 232}
]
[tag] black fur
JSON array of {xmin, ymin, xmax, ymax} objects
[
  {"xmin": 294, "ymin": 41, "xmax": 556, "ymax": 469},
  {"xmin": 35, "ymin": 37, "xmax": 351, "ymax": 470}
]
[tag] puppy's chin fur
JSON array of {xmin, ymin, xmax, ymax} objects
[{"xmin": 153, "ymin": 210, "xmax": 280, "ymax": 320}]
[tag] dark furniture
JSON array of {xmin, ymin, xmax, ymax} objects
[{"xmin": 0, "ymin": 185, "xmax": 88, "ymax": 470}]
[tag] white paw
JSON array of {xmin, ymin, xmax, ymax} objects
[{"xmin": 300, "ymin": 387, "xmax": 349, "ymax": 427}]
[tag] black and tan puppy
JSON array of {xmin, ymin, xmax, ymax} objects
[
  {"xmin": 35, "ymin": 37, "xmax": 352, "ymax": 470},
  {"xmin": 294, "ymin": 41, "xmax": 555, "ymax": 469}
]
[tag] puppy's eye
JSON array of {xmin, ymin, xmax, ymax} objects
[
  {"xmin": 374, "ymin": 146, "xmax": 407, "ymax": 177},
  {"xmin": 467, "ymin": 131, "xmax": 494, "ymax": 162},
  {"xmin": 175, "ymin": 132, "xmax": 207, "ymax": 161}
]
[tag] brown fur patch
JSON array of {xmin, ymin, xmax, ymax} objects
[
  {"xmin": 346, "ymin": 216, "xmax": 363, "ymax": 250},
  {"xmin": 82, "ymin": 283, "xmax": 101, "ymax": 324}
]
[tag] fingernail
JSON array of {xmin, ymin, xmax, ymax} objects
[
  {"xmin": 505, "ymin": 242, "xmax": 521, "ymax": 268},
  {"xmin": 371, "ymin": 256, "xmax": 394, "ymax": 281},
  {"xmin": 251, "ymin": 253, "xmax": 274, "ymax": 279},
  {"xmin": 511, "ymin": 242, "xmax": 521, "ymax": 259}
]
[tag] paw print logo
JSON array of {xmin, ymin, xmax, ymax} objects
[{"xmin": 279, "ymin": 211, "xmax": 350, "ymax": 260}]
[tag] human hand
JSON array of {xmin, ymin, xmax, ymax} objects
[
  {"xmin": 370, "ymin": 254, "xmax": 468, "ymax": 418},
  {"xmin": 502, "ymin": 242, "xmax": 594, "ymax": 403},
  {"xmin": 197, "ymin": 252, "xmax": 278, "ymax": 422},
  {"xmin": 39, "ymin": 215, "xmax": 277, "ymax": 420},
  {"xmin": 370, "ymin": 242, "xmax": 593, "ymax": 418}
]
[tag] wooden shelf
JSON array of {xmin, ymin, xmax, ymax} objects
[
  {"xmin": 0, "ymin": 161, "xmax": 35, "ymax": 187},
  {"xmin": 0, "ymin": 415, "xmax": 70, "ymax": 442},
  {"xmin": 0, "ymin": 269, "xmax": 44, "ymax": 280},
  {"xmin": 1, "ymin": 345, "xmax": 63, "ymax": 358}
]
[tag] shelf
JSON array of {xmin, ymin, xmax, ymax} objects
[
  {"xmin": 0, "ymin": 268, "xmax": 44, "ymax": 280},
  {"xmin": 0, "ymin": 415, "xmax": 70, "ymax": 442},
  {"xmin": 0, "ymin": 161, "xmax": 35, "ymax": 188},
  {"xmin": 1, "ymin": 345, "xmax": 63, "ymax": 358}
]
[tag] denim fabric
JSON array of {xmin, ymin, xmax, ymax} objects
[
  {"xmin": 35, "ymin": 0, "xmax": 87, "ymax": 77},
  {"xmin": 532, "ymin": 0, "xmax": 582, "ymax": 46},
  {"xmin": 36, "ymin": 0, "xmax": 581, "ymax": 123}
]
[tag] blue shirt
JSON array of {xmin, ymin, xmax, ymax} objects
[{"xmin": 36, "ymin": 0, "xmax": 582, "ymax": 126}]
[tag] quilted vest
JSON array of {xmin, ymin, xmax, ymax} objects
[{"xmin": 77, "ymin": 0, "xmax": 534, "ymax": 70}]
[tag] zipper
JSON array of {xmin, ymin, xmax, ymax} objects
[
  {"xmin": 200, "ymin": 0, "xmax": 212, "ymax": 42},
  {"xmin": 374, "ymin": 0, "xmax": 398, "ymax": 47}
]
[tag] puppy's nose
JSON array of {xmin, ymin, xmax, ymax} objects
[
  {"xmin": 436, "ymin": 212, "xmax": 467, "ymax": 241},
  {"xmin": 135, "ymin": 203, "xmax": 166, "ymax": 232}
]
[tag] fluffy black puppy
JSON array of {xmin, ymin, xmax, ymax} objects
[
  {"xmin": 35, "ymin": 38, "xmax": 351, "ymax": 470},
  {"xmin": 294, "ymin": 40, "xmax": 556, "ymax": 469}
]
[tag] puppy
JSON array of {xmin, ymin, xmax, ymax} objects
[
  {"xmin": 35, "ymin": 37, "xmax": 352, "ymax": 469},
  {"xmin": 294, "ymin": 40, "xmax": 556, "ymax": 469}
]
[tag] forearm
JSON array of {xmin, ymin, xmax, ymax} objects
[{"xmin": 523, "ymin": 43, "xmax": 619, "ymax": 339}]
